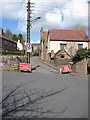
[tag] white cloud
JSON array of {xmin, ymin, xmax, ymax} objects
[
  {"xmin": 0, "ymin": 1, "xmax": 26, "ymax": 20},
  {"xmin": 31, "ymin": 40, "xmax": 40, "ymax": 43},
  {"xmin": 0, "ymin": 0, "xmax": 89, "ymax": 33},
  {"xmin": 18, "ymin": 20, "xmax": 26, "ymax": 32}
]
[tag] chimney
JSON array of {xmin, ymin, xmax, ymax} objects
[
  {"xmin": 40, "ymin": 27, "xmax": 43, "ymax": 36},
  {"xmin": 0, "ymin": 28, "xmax": 3, "ymax": 35}
]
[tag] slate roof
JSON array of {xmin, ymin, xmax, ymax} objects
[
  {"xmin": 0, "ymin": 35, "xmax": 16, "ymax": 43},
  {"xmin": 49, "ymin": 29, "xmax": 89, "ymax": 42}
]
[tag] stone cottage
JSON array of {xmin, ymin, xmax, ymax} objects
[{"xmin": 40, "ymin": 27, "xmax": 89, "ymax": 60}]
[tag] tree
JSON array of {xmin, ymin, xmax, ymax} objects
[
  {"xmin": 18, "ymin": 33, "xmax": 25, "ymax": 44},
  {"xmin": 72, "ymin": 24, "xmax": 88, "ymax": 31},
  {"xmin": 18, "ymin": 33, "xmax": 23, "ymax": 42},
  {"xmin": 12, "ymin": 34, "xmax": 18, "ymax": 42},
  {"xmin": 5, "ymin": 29, "xmax": 12, "ymax": 39}
]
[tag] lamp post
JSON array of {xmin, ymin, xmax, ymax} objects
[
  {"xmin": 26, "ymin": 0, "xmax": 41, "ymax": 65},
  {"xmin": 30, "ymin": 17, "xmax": 41, "ymax": 28},
  {"xmin": 26, "ymin": 17, "xmax": 41, "ymax": 64}
]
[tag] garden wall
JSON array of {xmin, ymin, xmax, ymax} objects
[
  {"xmin": 51, "ymin": 58, "xmax": 89, "ymax": 75},
  {"xmin": 51, "ymin": 58, "xmax": 71, "ymax": 69},
  {"xmin": 72, "ymin": 58, "xmax": 88, "ymax": 75},
  {"xmin": 0, "ymin": 55, "xmax": 26, "ymax": 71}
]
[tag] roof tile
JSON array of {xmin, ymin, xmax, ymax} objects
[{"xmin": 49, "ymin": 29, "xmax": 89, "ymax": 41}]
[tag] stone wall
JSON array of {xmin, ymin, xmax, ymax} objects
[
  {"xmin": 51, "ymin": 58, "xmax": 88, "ymax": 75},
  {"xmin": 51, "ymin": 58, "xmax": 71, "ymax": 69},
  {"xmin": 72, "ymin": 58, "xmax": 88, "ymax": 75},
  {"xmin": 0, "ymin": 55, "xmax": 27, "ymax": 71}
]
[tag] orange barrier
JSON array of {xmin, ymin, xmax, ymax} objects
[{"xmin": 59, "ymin": 67, "xmax": 62, "ymax": 74}]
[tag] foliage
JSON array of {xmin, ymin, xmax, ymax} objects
[
  {"xmin": 1, "ymin": 51, "xmax": 25, "ymax": 55},
  {"xmin": 87, "ymin": 49, "xmax": 90, "ymax": 55},
  {"xmin": 72, "ymin": 24, "xmax": 88, "ymax": 31},
  {"xmin": 18, "ymin": 33, "xmax": 25, "ymax": 44},
  {"xmin": 12, "ymin": 34, "xmax": 18, "ymax": 42},
  {"xmin": 1, "ymin": 27, "xmax": 26, "ymax": 43},
  {"xmin": 31, "ymin": 51, "xmax": 39, "ymax": 56},
  {"xmin": 72, "ymin": 48, "xmax": 88, "ymax": 62},
  {"xmin": 18, "ymin": 33, "xmax": 22, "ymax": 41},
  {"xmin": 31, "ymin": 47, "xmax": 40, "ymax": 56},
  {"xmin": 5, "ymin": 29, "xmax": 13, "ymax": 39}
]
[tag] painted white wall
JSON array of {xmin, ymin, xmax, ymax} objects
[
  {"xmin": 17, "ymin": 40, "xmax": 24, "ymax": 51},
  {"xmin": 49, "ymin": 41, "xmax": 88, "ymax": 53},
  {"xmin": 49, "ymin": 41, "xmax": 67, "ymax": 53}
]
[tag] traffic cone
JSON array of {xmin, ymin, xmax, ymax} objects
[{"xmin": 59, "ymin": 67, "xmax": 62, "ymax": 74}]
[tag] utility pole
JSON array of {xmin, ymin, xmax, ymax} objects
[
  {"xmin": 26, "ymin": 0, "xmax": 41, "ymax": 64},
  {"xmin": 27, "ymin": 0, "xmax": 30, "ymax": 64}
]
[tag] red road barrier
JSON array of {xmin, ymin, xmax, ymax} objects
[
  {"xmin": 61, "ymin": 65, "xmax": 71, "ymax": 73},
  {"xmin": 20, "ymin": 63, "xmax": 31, "ymax": 71}
]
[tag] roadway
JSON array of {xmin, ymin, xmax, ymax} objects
[{"xmin": 1, "ymin": 57, "xmax": 88, "ymax": 118}]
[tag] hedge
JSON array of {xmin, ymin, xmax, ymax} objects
[{"xmin": 0, "ymin": 51, "xmax": 25, "ymax": 55}]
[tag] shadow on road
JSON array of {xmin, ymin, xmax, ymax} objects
[
  {"xmin": 1, "ymin": 81, "xmax": 68, "ymax": 118},
  {"xmin": 31, "ymin": 65, "xmax": 40, "ymax": 71}
]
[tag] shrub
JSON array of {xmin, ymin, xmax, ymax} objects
[
  {"xmin": 72, "ymin": 48, "xmax": 88, "ymax": 62},
  {"xmin": 0, "ymin": 51, "xmax": 25, "ymax": 56},
  {"xmin": 31, "ymin": 50, "xmax": 39, "ymax": 56}
]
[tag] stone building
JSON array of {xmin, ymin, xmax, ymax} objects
[
  {"xmin": 40, "ymin": 27, "xmax": 48, "ymax": 60},
  {"xmin": 89, "ymin": 38, "xmax": 90, "ymax": 49},
  {"xmin": 0, "ymin": 28, "xmax": 17, "ymax": 52},
  {"xmin": 40, "ymin": 28, "xmax": 89, "ymax": 60},
  {"xmin": 32, "ymin": 43, "xmax": 40, "ymax": 52}
]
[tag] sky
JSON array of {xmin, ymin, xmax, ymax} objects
[{"xmin": 0, "ymin": 0, "xmax": 90, "ymax": 43}]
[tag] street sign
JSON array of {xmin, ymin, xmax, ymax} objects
[
  {"xmin": 20, "ymin": 63, "xmax": 31, "ymax": 71},
  {"xmin": 27, "ymin": 43, "xmax": 32, "ymax": 52},
  {"xmin": 61, "ymin": 65, "xmax": 71, "ymax": 73}
]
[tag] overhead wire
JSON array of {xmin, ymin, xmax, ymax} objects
[{"xmin": 1, "ymin": 0, "xmax": 88, "ymax": 33}]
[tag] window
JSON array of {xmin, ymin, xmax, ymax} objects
[
  {"xmin": 46, "ymin": 46, "xmax": 48, "ymax": 49},
  {"xmin": 10, "ymin": 42, "xmax": 12, "ymax": 47},
  {"xmin": 5, "ymin": 41, "xmax": 7, "ymax": 46},
  {"xmin": 60, "ymin": 43, "xmax": 67, "ymax": 49},
  {"xmin": 14, "ymin": 44, "xmax": 16, "ymax": 48},
  {"xmin": 60, "ymin": 54, "xmax": 64, "ymax": 58},
  {"xmin": 40, "ymin": 45, "xmax": 41, "ymax": 50},
  {"xmin": 78, "ymin": 44, "xmax": 83, "ymax": 49},
  {"xmin": 0, "ymin": 48, "xmax": 2, "ymax": 52}
]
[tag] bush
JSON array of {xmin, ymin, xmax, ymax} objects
[
  {"xmin": 0, "ymin": 51, "xmax": 25, "ymax": 56},
  {"xmin": 31, "ymin": 51, "xmax": 39, "ymax": 56},
  {"xmin": 72, "ymin": 48, "xmax": 88, "ymax": 62},
  {"xmin": 87, "ymin": 49, "xmax": 90, "ymax": 55}
]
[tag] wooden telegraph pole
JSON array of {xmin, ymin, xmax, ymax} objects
[{"xmin": 27, "ymin": 0, "xmax": 30, "ymax": 64}]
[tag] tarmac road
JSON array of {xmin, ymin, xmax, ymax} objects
[{"xmin": 1, "ymin": 57, "xmax": 88, "ymax": 118}]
